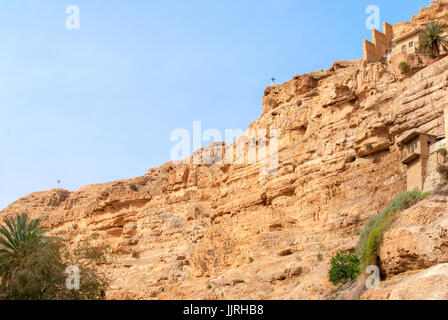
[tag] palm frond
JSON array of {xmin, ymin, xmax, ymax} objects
[
  {"xmin": 0, "ymin": 213, "xmax": 49, "ymax": 277},
  {"xmin": 419, "ymin": 21, "xmax": 448, "ymax": 58}
]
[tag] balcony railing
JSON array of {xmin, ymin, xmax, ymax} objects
[{"xmin": 402, "ymin": 149, "xmax": 420, "ymax": 164}]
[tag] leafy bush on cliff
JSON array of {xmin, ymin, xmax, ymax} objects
[
  {"xmin": 356, "ymin": 191, "xmax": 430, "ymax": 267},
  {"xmin": 399, "ymin": 61, "xmax": 410, "ymax": 74},
  {"xmin": 328, "ymin": 251, "xmax": 361, "ymax": 285},
  {"xmin": 438, "ymin": 148, "xmax": 447, "ymax": 157},
  {"xmin": 61, "ymin": 233, "xmax": 113, "ymax": 300},
  {"xmin": 0, "ymin": 213, "xmax": 112, "ymax": 300},
  {"xmin": 437, "ymin": 164, "xmax": 448, "ymax": 181}
]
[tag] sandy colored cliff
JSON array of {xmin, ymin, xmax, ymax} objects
[{"xmin": 3, "ymin": 1, "xmax": 448, "ymax": 300}]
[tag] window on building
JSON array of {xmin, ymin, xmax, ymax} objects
[
  {"xmin": 409, "ymin": 41, "xmax": 414, "ymax": 48},
  {"xmin": 401, "ymin": 45, "xmax": 406, "ymax": 52},
  {"xmin": 407, "ymin": 139, "xmax": 418, "ymax": 155}
]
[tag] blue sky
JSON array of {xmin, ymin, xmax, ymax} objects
[{"xmin": 0, "ymin": 0, "xmax": 429, "ymax": 209}]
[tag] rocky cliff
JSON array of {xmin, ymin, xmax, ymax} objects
[
  {"xmin": 3, "ymin": 54, "xmax": 448, "ymax": 300},
  {"xmin": 4, "ymin": 0, "xmax": 448, "ymax": 298},
  {"xmin": 393, "ymin": 0, "xmax": 448, "ymax": 38}
]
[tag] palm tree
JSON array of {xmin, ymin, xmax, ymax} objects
[
  {"xmin": 420, "ymin": 21, "xmax": 448, "ymax": 58},
  {"xmin": 0, "ymin": 213, "xmax": 110, "ymax": 299},
  {"xmin": 0, "ymin": 213, "xmax": 48, "ymax": 277}
]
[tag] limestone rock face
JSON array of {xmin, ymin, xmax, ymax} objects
[
  {"xmin": 361, "ymin": 188, "xmax": 448, "ymax": 300},
  {"xmin": 3, "ymin": 52, "xmax": 448, "ymax": 299},
  {"xmin": 362, "ymin": 263, "xmax": 448, "ymax": 300},
  {"xmin": 393, "ymin": 0, "xmax": 448, "ymax": 38}
]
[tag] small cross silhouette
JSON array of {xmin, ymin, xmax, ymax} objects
[{"xmin": 271, "ymin": 77, "xmax": 276, "ymax": 86}]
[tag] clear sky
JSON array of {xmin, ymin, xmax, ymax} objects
[{"xmin": 0, "ymin": 0, "xmax": 430, "ymax": 209}]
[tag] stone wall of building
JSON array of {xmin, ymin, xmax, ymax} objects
[
  {"xmin": 363, "ymin": 39, "xmax": 376, "ymax": 62},
  {"xmin": 407, "ymin": 157, "xmax": 424, "ymax": 191},
  {"xmin": 391, "ymin": 33, "xmax": 421, "ymax": 57},
  {"xmin": 363, "ymin": 22, "xmax": 393, "ymax": 62}
]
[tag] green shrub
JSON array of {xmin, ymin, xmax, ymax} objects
[
  {"xmin": 438, "ymin": 148, "xmax": 447, "ymax": 157},
  {"xmin": 437, "ymin": 164, "xmax": 448, "ymax": 181},
  {"xmin": 129, "ymin": 184, "xmax": 138, "ymax": 192},
  {"xmin": 0, "ymin": 241, "xmax": 67, "ymax": 300},
  {"xmin": 365, "ymin": 143, "xmax": 373, "ymax": 150},
  {"xmin": 57, "ymin": 233, "xmax": 113, "ymax": 300},
  {"xmin": 328, "ymin": 251, "xmax": 361, "ymax": 286},
  {"xmin": 356, "ymin": 191, "xmax": 430, "ymax": 267},
  {"xmin": 435, "ymin": 180, "xmax": 448, "ymax": 194},
  {"xmin": 399, "ymin": 61, "xmax": 410, "ymax": 74}
]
